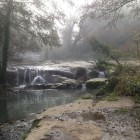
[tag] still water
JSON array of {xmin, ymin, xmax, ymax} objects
[{"xmin": 0, "ymin": 89, "xmax": 85, "ymax": 123}]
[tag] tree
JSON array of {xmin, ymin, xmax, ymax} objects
[
  {"xmin": 0, "ymin": 0, "xmax": 13, "ymax": 86},
  {"xmin": 133, "ymin": 32, "xmax": 140, "ymax": 63},
  {"xmin": 81, "ymin": 0, "xmax": 139, "ymax": 26},
  {"xmin": 72, "ymin": 0, "xmax": 140, "ymax": 63},
  {"xmin": 0, "ymin": 0, "xmax": 64, "ymax": 86},
  {"xmin": 85, "ymin": 35, "xmax": 121, "ymax": 65}
]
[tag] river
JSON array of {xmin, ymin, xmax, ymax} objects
[{"xmin": 0, "ymin": 89, "xmax": 86, "ymax": 123}]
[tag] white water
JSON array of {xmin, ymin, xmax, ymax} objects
[
  {"xmin": 31, "ymin": 75, "xmax": 46, "ymax": 85},
  {"xmin": 98, "ymin": 71, "xmax": 105, "ymax": 78}
]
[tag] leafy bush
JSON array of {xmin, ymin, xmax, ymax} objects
[
  {"xmin": 114, "ymin": 67, "xmax": 140, "ymax": 96},
  {"xmin": 103, "ymin": 93, "xmax": 118, "ymax": 101},
  {"xmin": 95, "ymin": 59, "xmax": 115, "ymax": 71},
  {"xmin": 95, "ymin": 65, "xmax": 140, "ymax": 98},
  {"xmin": 80, "ymin": 94, "xmax": 93, "ymax": 99},
  {"xmin": 133, "ymin": 95, "xmax": 140, "ymax": 103}
]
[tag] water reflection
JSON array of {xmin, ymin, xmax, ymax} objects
[{"xmin": 0, "ymin": 89, "xmax": 85, "ymax": 123}]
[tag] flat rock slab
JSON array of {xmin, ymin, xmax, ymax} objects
[
  {"xmin": 37, "ymin": 99, "xmax": 94, "ymax": 119},
  {"xmin": 26, "ymin": 120, "xmax": 103, "ymax": 140},
  {"xmin": 26, "ymin": 97, "xmax": 138, "ymax": 140},
  {"xmin": 94, "ymin": 97, "xmax": 134, "ymax": 109}
]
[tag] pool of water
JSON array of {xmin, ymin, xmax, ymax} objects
[{"xmin": 0, "ymin": 89, "xmax": 85, "ymax": 123}]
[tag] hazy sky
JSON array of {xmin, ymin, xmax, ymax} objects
[{"xmin": 55, "ymin": 0, "xmax": 92, "ymax": 18}]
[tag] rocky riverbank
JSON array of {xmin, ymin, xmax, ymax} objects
[
  {"xmin": 0, "ymin": 119, "xmax": 32, "ymax": 140},
  {"xmin": 25, "ymin": 97, "xmax": 140, "ymax": 140}
]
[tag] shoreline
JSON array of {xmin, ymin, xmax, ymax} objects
[{"xmin": 25, "ymin": 97, "xmax": 140, "ymax": 140}]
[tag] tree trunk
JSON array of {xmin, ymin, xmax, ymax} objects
[{"xmin": 0, "ymin": 0, "xmax": 13, "ymax": 86}]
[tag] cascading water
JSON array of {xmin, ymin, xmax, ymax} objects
[
  {"xmin": 31, "ymin": 75, "xmax": 46, "ymax": 85},
  {"xmin": 98, "ymin": 71, "xmax": 105, "ymax": 78},
  {"xmin": 16, "ymin": 68, "xmax": 46, "ymax": 87},
  {"xmin": 23, "ymin": 68, "xmax": 28, "ymax": 85}
]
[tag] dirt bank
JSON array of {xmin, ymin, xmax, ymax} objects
[{"xmin": 26, "ymin": 97, "xmax": 140, "ymax": 140}]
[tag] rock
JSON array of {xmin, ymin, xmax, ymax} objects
[
  {"xmin": 86, "ymin": 78, "xmax": 107, "ymax": 89},
  {"xmin": 75, "ymin": 67, "xmax": 87, "ymax": 81},
  {"xmin": 88, "ymin": 70, "xmax": 99, "ymax": 79},
  {"xmin": 50, "ymin": 75, "xmax": 71, "ymax": 83},
  {"xmin": 46, "ymin": 70, "xmax": 74, "ymax": 79},
  {"xmin": 26, "ymin": 84, "xmax": 55, "ymax": 89},
  {"xmin": 26, "ymin": 79, "xmax": 82, "ymax": 90},
  {"xmin": 54, "ymin": 79, "xmax": 82, "ymax": 89},
  {"xmin": 6, "ymin": 70, "xmax": 17, "ymax": 86}
]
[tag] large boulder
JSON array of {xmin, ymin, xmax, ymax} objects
[
  {"xmin": 74, "ymin": 67, "xmax": 87, "ymax": 81},
  {"xmin": 46, "ymin": 70, "xmax": 74, "ymax": 79},
  {"xmin": 48, "ymin": 75, "xmax": 71, "ymax": 83},
  {"xmin": 86, "ymin": 78, "xmax": 107, "ymax": 89},
  {"xmin": 26, "ymin": 79, "xmax": 82, "ymax": 90},
  {"xmin": 88, "ymin": 70, "xmax": 99, "ymax": 79},
  {"xmin": 54, "ymin": 79, "xmax": 82, "ymax": 89},
  {"xmin": 26, "ymin": 84, "xmax": 55, "ymax": 90}
]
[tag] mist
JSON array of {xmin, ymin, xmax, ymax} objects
[{"xmin": 9, "ymin": 0, "xmax": 140, "ymax": 63}]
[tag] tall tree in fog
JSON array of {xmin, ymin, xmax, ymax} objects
[
  {"xmin": 0, "ymin": 0, "xmax": 13, "ymax": 86},
  {"xmin": 74, "ymin": 0, "xmax": 140, "ymax": 61},
  {"xmin": 81, "ymin": 0, "xmax": 140, "ymax": 27},
  {"xmin": 0, "ymin": 0, "xmax": 64, "ymax": 86},
  {"xmin": 62, "ymin": 19, "xmax": 76, "ymax": 57}
]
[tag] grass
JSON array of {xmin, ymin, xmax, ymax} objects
[
  {"xmin": 133, "ymin": 95, "xmax": 140, "ymax": 104},
  {"xmin": 22, "ymin": 119, "xmax": 41, "ymax": 140},
  {"xmin": 80, "ymin": 94, "xmax": 93, "ymax": 99},
  {"xmin": 103, "ymin": 93, "xmax": 118, "ymax": 101}
]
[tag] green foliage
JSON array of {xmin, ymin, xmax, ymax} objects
[
  {"xmin": 87, "ymin": 38, "xmax": 121, "ymax": 65},
  {"xmin": 114, "ymin": 108, "xmax": 129, "ymax": 114},
  {"xmin": 80, "ymin": 94, "xmax": 93, "ymax": 99},
  {"xmin": 22, "ymin": 119, "xmax": 41, "ymax": 140},
  {"xmin": 114, "ymin": 66, "xmax": 140, "ymax": 96},
  {"xmin": 133, "ymin": 95, "xmax": 140, "ymax": 103},
  {"xmin": 0, "ymin": 0, "xmax": 63, "ymax": 57},
  {"xmin": 95, "ymin": 65, "xmax": 140, "ymax": 98},
  {"xmin": 103, "ymin": 93, "xmax": 118, "ymax": 101},
  {"xmin": 95, "ymin": 76, "xmax": 118, "ymax": 97},
  {"xmin": 95, "ymin": 60, "xmax": 110, "ymax": 71}
]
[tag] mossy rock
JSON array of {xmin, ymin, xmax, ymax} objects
[
  {"xmin": 86, "ymin": 78, "xmax": 107, "ymax": 89},
  {"xmin": 54, "ymin": 79, "xmax": 82, "ymax": 89}
]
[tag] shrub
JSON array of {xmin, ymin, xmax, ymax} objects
[
  {"xmin": 114, "ymin": 67, "xmax": 140, "ymax": 96},
  {"xmin": 133, "ymin": 95, "xmax": 140, "ymax": 103},
  {"xmin": 103, "ymin": 92, "xmax": 118, "ymax": 101},
  {"xmin": 80, "ymin": 94, "xmax": 93, "ymax": 99},
  {"xmin": 95, "ymin": 59, "xmax": 114, "ymax": 71}
]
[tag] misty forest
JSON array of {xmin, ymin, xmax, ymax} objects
[{"xmin": 0, "ymin": 0, "xmax": 140, "ymax": 140}]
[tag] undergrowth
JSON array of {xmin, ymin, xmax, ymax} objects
[
  {"xmin": 80, "ymin": 94, "xmax": 93, "ymax": 99},
  {"xmin": 103, "ymin": 93, "xmax": 118, "ymax": 101},
  {"xmin": 22, "ymin": 119, "xmax": 41, "ymax": 140}
]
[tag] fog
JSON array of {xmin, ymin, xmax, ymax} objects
[{"xmin": 14, "ymin": 0, "xmax": 140, "ymax": 62}]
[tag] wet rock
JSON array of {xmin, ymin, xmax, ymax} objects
[
  {"xmin": 50, "ymin": 75, "xmax": 72, "ymax": 83},
  {"xmin": 46, "ymin": 70, "xmax": 74, "ymax": 79},
  {"xmin": 88, "ymin": 70, "xmax": 99, "ymax": 79},
  {"xmin": 86, "ymin": 78, "xmax": 107, "ymax": 89},
  {"xmin": 6, "ymin": 70, "xmax": 17, "ymax": 86},
  {"xmin": 26, "ymin": 84, "xmax": 55, "ymax": 89},
  {"xmin": 75, "ymin": 67, "xmax": 87, "ymax": 81},
  {"xmin": 54, "ymin": 80, "xmax": 82, "ymax": 89}
]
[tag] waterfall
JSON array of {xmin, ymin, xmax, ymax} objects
[
  {"xmin": 23, "ymin": 68, "xmax": 28, "ymax": 85},
  {"xmin": 98, "ymin": 71, "xmax": 105, "ymax": 78},
  {"xmin": 16, "ymin": 68, "xmax": 19, "ymax": 86},
  {"xmin": 81, "ymin": 83, "xmax": 86, "ymax": 91},
  {"xmin": 31, "ymin": 75, "xmax": 46, "ymax": 85}
]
